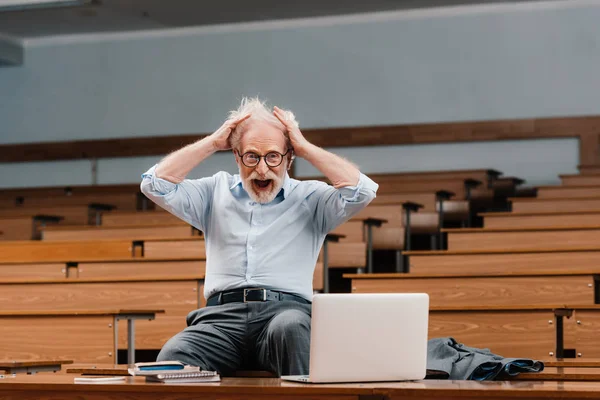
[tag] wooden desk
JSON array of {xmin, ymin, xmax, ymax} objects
[
  {"xmin": 511, "ymin": 367, "xmax": 600, "ymax": 381},
  {"xmin": 0, "ymin": 360, "xmax": 73, "ymax": 374},
  {"xmin": 4, "ymin": 375, "xmax": 600, "ymax": 400}
]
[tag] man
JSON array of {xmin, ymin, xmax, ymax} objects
[{"xmin": 140, "ymin": 98, "xmax": 378, "ymax": 377}]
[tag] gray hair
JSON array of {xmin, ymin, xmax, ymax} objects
[{"xmin": 228, "ymin": 97, "xmax": 298, "ymax": 151}]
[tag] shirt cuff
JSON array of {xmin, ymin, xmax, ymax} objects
[
  {"xmin": 338, "ymin": 173, "xmax": 379, "ymax": 202},
  {"xmin": 141, "ymin": 164, "xmax": 177, "ymax": 196}
]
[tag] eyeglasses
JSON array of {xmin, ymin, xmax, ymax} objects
[{"xmin": 236, "ymin": 150, "xmax": 291, "ymax": 168}]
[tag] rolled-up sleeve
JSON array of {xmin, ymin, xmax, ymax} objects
[
  {"xmin": 311, "ymin": 173, "xmax": 379, "ymax": 234},
  {"xmin": 140, "ymin": 164, "xmax": 216, "ymax": 232}
]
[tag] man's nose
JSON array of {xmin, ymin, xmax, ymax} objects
[{"xmin": 255, "ymin": 158, "xmax": 269, "ymax": 175}]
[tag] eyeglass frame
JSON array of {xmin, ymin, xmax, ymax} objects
[{"xmin": 235, "ymin": 149, "xmax": 292, "ymax": 168}]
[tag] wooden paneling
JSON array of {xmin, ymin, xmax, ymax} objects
[
  {"xmin": 321, "ymin": 242, "xmax": 366, "ymax": 268},
  {"xmin": 330, "ymin": 221, "xmax": 364, "ymax": 242},
  {"xmin": 561, "ymin": 174, "xmax": 600, "ymax": 187},
  {"xmin": 0, "ymin": 206, "xmax": 92, "ymax": 225},
  {"xmin": 0, "ymin": 263, "xmax": 65, "ymax": 279},
  {"xmin": 483, "ymin": 212, "xmax": 600, "ymax": 229},
  {"xmin": 76, "ymin": 260, "xmax": 206, "ymax": 279},
  {"xmin": 511, "ymin": 198, "xmax": 600, "ymax": 213},
  {"xmin": 447, "ymin": 228, "xmax": 600, "ymax": 251},
  {"xmin": 372, "ymin": 226, "xmax": 405, "ymax": 249},
  {"xmin": 351, "ymin": 275, "xmax": 594, "ymax": 307},
  {"xmin": 575, "ymin": 310, "xmax": 600, "ymax": 358},
  {"xmin": 0, "ymin": 193, "xmax": 139, "ymax": 210},
  {"xmin": 0, "ymin": 281, "xmax": 199, "ymax": 314},
  {"xmin": 537, "ymin": 187, "xmax": 600, "ymax": 199},
  {"xmin": 102, "ymin": 211, "xmax": 179, "ymax": 226},
  {"xmin": 144, "ymin": 239, "xmax": 205, "ymax": 259},
  {"xmin": 408, "ymin": 250, "xmax": 600, "ymax": 275},
  {"xmin": 0, "ymin": 240, "xmax": 133, "ymax": 263},
  {"xmin": 0, "ymin": 316, "xmax": 114, "ymax": 363},
  {"xmin": 428, "ymin": 311, "xmax": 555, "ymax": 360},
  {"xmin": 4, "ymin": 115, "xmax": 598, "ymax": 164},
  {"xmin": 42, "ymin": 224, "xmax": 196, "ymax": 241},
  {"xmin": 117, "ymin": 315, "xmax": 188, "ymax": 350},
  {"xmin": 0, "ymin": 217, "xmax": 35, "ymax": 240},
  {"xmin": 354, "ymin": 205, "xmax": 439, "ymax": 233}
]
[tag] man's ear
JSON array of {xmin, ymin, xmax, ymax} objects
[
  {"xmin": 233, "ymin": 150, "xmax": 241, "ymax": 168},
  {"xmin": 287, "ymin": 152, "xmax": 295, "ymax": 170}
]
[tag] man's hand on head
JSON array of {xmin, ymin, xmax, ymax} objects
[
  {"xmin": 210, "ymin": 113, "xmax": 252, "ymax": 152},
  {"xmin": 273, "ymin": 106, "xmax": 311, "ymax": 158}
]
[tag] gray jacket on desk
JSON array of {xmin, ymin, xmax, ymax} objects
[{"xmin": 426, "ymin": 337, "xmax": 544, "ymax": 380}]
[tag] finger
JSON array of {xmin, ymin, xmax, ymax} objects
[
  {"xmin": 235, "ymin": 113, "xmax": 252, "ymax": 124},
  {"xmin": 273, "ymin": 109, "xmax": 289, "ymax": 127}
]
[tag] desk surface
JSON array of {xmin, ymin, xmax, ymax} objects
[{"xmin": 3, "ymin": 374, "xmax": 600, "ymax": 400}]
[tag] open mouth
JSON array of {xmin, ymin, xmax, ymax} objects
[{"xmin": 253, "ymin": 179, "xmax": 273, "ymax": 191}]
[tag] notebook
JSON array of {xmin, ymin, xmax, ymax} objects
[
  {"xmin": 128, "ymin": 361, "xmax": 200, "ymax": 376},
  {"xmin": 145, "ymin": 370, "xmax": 221, "ymax": 383},
  {"xmin": 281, "ymin": 293, "xmax": 430, "ymax": 383}
]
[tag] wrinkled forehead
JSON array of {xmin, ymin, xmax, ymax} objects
[{"xmin": 239, "ymin": 119, "xmax": 287, "ymax": 153}]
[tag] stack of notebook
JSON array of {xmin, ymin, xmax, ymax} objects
[{"xmin": 128, "ymin": 361, "xmax": 220, "ymax": 383}]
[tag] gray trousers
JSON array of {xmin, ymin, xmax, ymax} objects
[{"xmin": 157, "ymin": 300, "xmax": 311, "ymax": 377}]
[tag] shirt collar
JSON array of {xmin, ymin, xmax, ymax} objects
[{"xmin": 230, "ymin": 173, "xmax": 294, "ymax": 199}]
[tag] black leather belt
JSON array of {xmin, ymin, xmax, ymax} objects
[{"xmin": 206, "ymin": 288, "xmax": 310, "ymax": 306}]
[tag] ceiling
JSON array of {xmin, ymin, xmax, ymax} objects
[{"xmin": 0, "ymin": 0, "xmax": 552, "ymax": 40}]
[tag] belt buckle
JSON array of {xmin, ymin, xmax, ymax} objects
[{"xmin": 243, "ymin": 288, "xmax": 267, "ymax": 302}]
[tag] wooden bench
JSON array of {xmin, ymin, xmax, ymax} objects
[
  {"xmin": 578, "ymin": 164, "xmax": 600, "ymax": 175},
  {"xmin": 0, "ymin": 360, "xmax": 73, "ymax": 374},
  {"xmin": 0, "ymin": 240, "xmax": 136, "ymax": 263},
  {"xmin": 536, "ymin": 186, "xmax": 600, "ymax": 199},
  {"xmin": 41, "ymin": 224, "xmax": 201, "ymax": 241},
  {"xmin": 372, "ymin": 193, "xmax": 469, "ymax": 222},
  {"xmin": 404, "ymin": 247, "xmax": 600, "ymax": 275},
  {"xmin": 0, "ymin": 215, "xmax": 63, "ymax": 240},
  {"xmin": 0, "ymin": 193, "xmax": 144, "ymax": 211},
  {"xmin": 443, "ymin": 226, "xmax": 600, "ymax": 251},
  {"xmin": 560, "ymin": 174, "xmax": 600, "ymax": 187},
  {"xmin": 100, "ymin": 210, "xmax": 179, "ymax": 227},
  {"xmin": 0, "ymin": 205, "xmax": 110, "ymax": 226},
  {"xmin": 480, "ymin": 210, "xmax": 600, "ymax": 229},
  {"xmin": 510, "ymin": 196, "xmax": 600, "ymax": 213},
  {"xmin": 0, "ymin": 276, "xmax": 203, "ymax": 351},
  {"xmin": 346, "ymin": 271, "xmax": 598, "ymax": 307},
  {"xmin": 0, "ymin": 309, "xmax": 162, "ymax": 364}
]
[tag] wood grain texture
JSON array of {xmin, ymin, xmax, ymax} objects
[
  {"xmin": 1, "ymin": 114, "xmax": 599, "ymax": 163},
  {"xmin": 0, "ymin": 217, "xmax": 42, "ymax": 241},
  {"xmin": 483, "ymin": 212, "xmax": 600, "ymax": 229},
  {"xmin": 0, "ymin": 316, "xmax": 114, "ymax": 363},
  {"xmin": 143, "ymin": 239, "xmax": 205, "ymax": 259},
  {"xmin": 409, "ymin": 250, "xmax": 600, "ymax": 275},
  {"xmin": 0, "ymin": 206, "xmax": 93, "ymax": 225},
  {"xmin": 102, "ymin": 211, "xmax": 180, "ymax": 227},
  {"xmin": 511, "ymin": 197, "xmax": 600, "ymax": 213},
  {"xmin": 448, "ymin": 228, "xmax": 600, "ymax": 251},
  {"xmin": 579, "ymin": 165, "xmax": 600, "ymax": 175},
  {"xmin": 42, "ymin": 225, "xmax": 197, "ymax": 241},
  {"xmin": 117, "ymin": 315, "xmax": 188, "ymax": 350},
  {"xmin": 561, "ymin": 174, "xmax": 600, "ymax": 186},
  {"xmin": 0, "ymin": 240, "xmax": 133, "ymax": 263},
  {"xmin": 0, "ymin": 281, "xmax": 199, "ymax": 314},
  {"xmin": 354, "ymin": 205, "xmax": 439, "ymax": 233},
  {"xmin": 351, "ymin": 275, "xmax": 594, "ymax": 307},
  {"xmin": 428, "ymin": 310, "xmax": 555, "ymax": 360},
  {"xmin": 76, "ymin": 260, "xmax": 206, "ymax": 280},
  {"xmin": 537, "ymin": 186, "xmax": 600, "ymax": 199},
  {"xmin": 575, "ymin": 310, "xmax": 600, "ymax": 358},
  {"xmin": 0, "ymin": 263, "xmax": 66, "ymax": 279},
  {"xmin": 0, "ymin": 193, "xmax": 139, "ymax": 210},
  {"xmin": 330, "ymin": 221, "xmax": 365, "ymax": 242},
  {"xmin": 321, "ymin": 242, "xmax": 366, "ymax": 268}
]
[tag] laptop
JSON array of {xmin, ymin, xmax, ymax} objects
[{"xmin": 281, "ymin": 292, "xmax": 429, "ymax": 383}]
